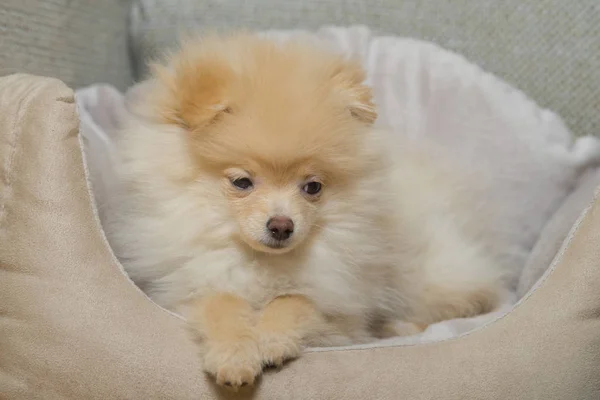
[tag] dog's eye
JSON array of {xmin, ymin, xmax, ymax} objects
[
  {"xmin": 232, "ymin": 177, "xmax": 253, "ymax": 190},
  {"xmin": 302, "ymin": 181, "xmax": 322, "ymax": 195}
]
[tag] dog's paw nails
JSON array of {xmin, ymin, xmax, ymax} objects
[
  {"xmin": 259, "ymin": 332, "xmax": 301, "ymax": 368},
  {"xmin": 213, "ymin": 362, "xmax": 262, "ymax": 390},
  {"xmin": 262, "ymin": 361, "xmax": 277, "ymax": 369},
  {"xmin": 202, "ymin": 340, "xmax": 262, "ymax": 390}
]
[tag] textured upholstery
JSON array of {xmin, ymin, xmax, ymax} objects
[
  {"xmin": 129, "ymin": 0, "xmax": 600, "ymax": 137},
  {"xmin": 0, "ymin": 0, "xmax": 132, "ymax": 90}
]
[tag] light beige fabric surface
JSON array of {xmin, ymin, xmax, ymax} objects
[
  {"xmin": 0, "ymin": 74, "xmax": 206, "ymax": 399},
  {"xmin": 1, "ymin": 74, "xmax": 600, "ymax": 399},
  {"xmin": 0, "ymin": 1, "xmax": 132, "ymax": 89}
]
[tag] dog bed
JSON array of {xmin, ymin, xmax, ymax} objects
[{"xmin": 2, "ymin": 26, "xmax": 600, "ymax": 399}]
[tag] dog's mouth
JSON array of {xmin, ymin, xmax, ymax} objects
[
  {"xmin": 239, "ymin": 231, "xmax": 298, "ymax": 254},
  {"xmin": 257, "ymin": 238, "xmax": 294, "ymax": 253},
  {"xmin": 262, "ymin": 239, "xmax": 290, "ymax": 250}
]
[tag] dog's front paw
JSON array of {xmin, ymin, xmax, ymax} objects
[
  {"xmin": 202, "ymin": 339, "xmax": 263, "ymax": 390},
  {"xmin": 259, "ymin": 331, "xmax": 301, "ymax": 368}
]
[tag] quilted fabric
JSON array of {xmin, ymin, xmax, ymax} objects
[{"xmin": 129, "ymin": 0, "xmax": 600, "ymax": 137}]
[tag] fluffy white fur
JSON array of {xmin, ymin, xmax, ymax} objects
[{"xmin": 105, "ymin": 33, "xmax": 508, "ymax": 388}]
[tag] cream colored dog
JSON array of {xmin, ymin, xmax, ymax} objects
[{"xmin": 107, "ymin": 33, "xmax": 508, "ymax": 389}]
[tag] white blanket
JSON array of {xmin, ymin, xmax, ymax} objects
[{"xmin": 77, "ymin": 25, "xmax": 600, "ymax": 347}]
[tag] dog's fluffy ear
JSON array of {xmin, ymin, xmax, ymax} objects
[
  {"xmin": 148, "ymin": 50, "xmax": 232, "ymax": 131},
  {"xmin": 330, "ymin": 59, "xmax": 377, "ymax": 125}
]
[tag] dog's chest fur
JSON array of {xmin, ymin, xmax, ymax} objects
[{"xmin": 138, "ymin": 235, "xmax": 390, "ymax": 318}]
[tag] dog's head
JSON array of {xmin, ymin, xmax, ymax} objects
[{"xmin": 143, "ymin": 34, "xmax": 379, "ymax": 254}]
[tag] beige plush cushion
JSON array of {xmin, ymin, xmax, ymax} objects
[
  {"xmin": 1, "ymin": 74, "xmax": 600, "ymax": 399},
  {"xmin": 0, "ymin": 75, "xmax": 204, "ymax": 399},
  {"xmin": 0, "ymin": 1, "xmax": 132, "ymax": 89}
]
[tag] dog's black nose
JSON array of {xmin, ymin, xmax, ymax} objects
[{"xmin": 266, "ymin": 217, "xmax": 294, "ymax": 241}]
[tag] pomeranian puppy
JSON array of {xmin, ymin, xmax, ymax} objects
[{"xmin": 107, "ymin": 33, "xmax": 508, "ymax": 389}]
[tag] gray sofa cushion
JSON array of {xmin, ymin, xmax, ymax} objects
[
  {"xmin": 129, "ymin": 0, "xmax": 599, "ymax": 137},
  {"xmin": 0, "ymin": 0, "xmax": 132, "ymax": 90}
]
